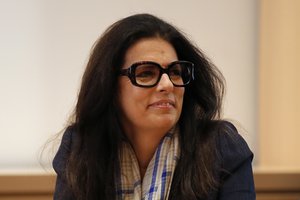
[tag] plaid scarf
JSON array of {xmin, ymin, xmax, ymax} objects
[{"xmin": 116, "ymin": 129, "xmax": 180, "ymax": 200}]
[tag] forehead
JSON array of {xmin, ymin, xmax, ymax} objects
[{"xmin": 123, "ymin": 37, "xmax": 178, "ymax": 67}]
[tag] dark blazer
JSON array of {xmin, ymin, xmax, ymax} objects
[{"xmin": 53, "ymin": 123, "xmax": 256, "ymax": 199}]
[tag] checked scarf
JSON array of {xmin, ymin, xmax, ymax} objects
[{"xmin": 115, "ymin": 129, "xmax": 180, "ymax": 200}]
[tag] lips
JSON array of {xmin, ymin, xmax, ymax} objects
[{"xmin": 149, "ymin": 100, "xmax": 175, "ymax": 108}]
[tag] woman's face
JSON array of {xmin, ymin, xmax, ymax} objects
[{"xmin": 118, "ymin": 37, "xmax": 184, "ymax": 135}]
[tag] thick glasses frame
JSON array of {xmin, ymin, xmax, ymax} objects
[{"xmin": 119, "ymin": 60, "xmax": 195, "ymax": 88}]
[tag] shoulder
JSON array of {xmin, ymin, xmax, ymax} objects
[
  {"xmin": 216, "ymin": 121, "xmax": 253, "ymax": 179},
  {"xmin": 212, "ymin": 121, "xmax": 256, "ymax": 198},
  {"xmin": 52, "ymin": 126, "xmax": 77, "ymax": 200},
  {"xmin": 215, "ymin": 120, "xmax": 253, "ymax": 174},
  {"xmin": 52, "ymin": 126, "xmax": 77, "ymax": 175}
]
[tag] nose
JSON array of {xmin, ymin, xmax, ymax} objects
[{"xmin": 156, "ymin": 73, "xmax": 174, "ymax": 92}]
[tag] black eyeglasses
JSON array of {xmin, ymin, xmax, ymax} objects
[{"xmin": 119, "ymin": 60, "xmax": 194, "ymax": 88}]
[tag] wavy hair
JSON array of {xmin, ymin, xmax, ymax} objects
[{"xmin": 65, "ymin": 13, "xmax": 225, "ymax": 199}]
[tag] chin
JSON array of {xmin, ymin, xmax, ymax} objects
[{"xmin": 152, "ymin": 116, "xmax": 178, "ymax": 129}]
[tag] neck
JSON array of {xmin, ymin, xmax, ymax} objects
[{"xmin": 125, "ymin": 127, "xmax": 169, "ymax": 178}]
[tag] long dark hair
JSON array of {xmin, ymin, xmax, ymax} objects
[{"xmin": 65, "ymin": 13, "xmax": 225, "ymax": 199}]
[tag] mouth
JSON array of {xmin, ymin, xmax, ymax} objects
[{"xmin": 149, "ymin": 100, "xmax": 175, "ymax": 108}]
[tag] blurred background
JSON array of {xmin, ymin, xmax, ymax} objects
[
  {"xmin": 0, "ymin": 0, "xmax": 299, "ymax": 175},
  {"xmin": 1, "ymin": 0, "xmax": 300, "ymax": 199}
]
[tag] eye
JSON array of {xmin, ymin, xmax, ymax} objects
[
  {"xmin": 169, "ymin": 65, "xmax": 182, "ymax": 77},
  {"xmin": 135, "ymin": 64, "xmax": 159, "ymax": 78},
  {"xmin": 136, "ymin": 70, "xmax": 156, "ymax": 78}
]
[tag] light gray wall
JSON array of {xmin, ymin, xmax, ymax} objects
[{"xmin": 0, "ymin": 0, "xmax": 258, "ymax": 172}]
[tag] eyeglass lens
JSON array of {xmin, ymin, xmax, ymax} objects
[{"xmin": 134, "ymin": 62, "xmax": 191, "ymax": 86}]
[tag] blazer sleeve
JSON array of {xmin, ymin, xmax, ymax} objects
[
  {"xmin": 217, "ymin": 122, "xmax": 256, "ymax": 200},
  {"xmin": 52, "ymin": 127, "xmax": 75, "ymax": 200}
]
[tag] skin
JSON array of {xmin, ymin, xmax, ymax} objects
[{"xmin": 118, "ymin": 37, "xmax": 185, "ymax": 178}]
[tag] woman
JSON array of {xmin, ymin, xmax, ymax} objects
[{"xmin": 53, "ymin": 13, "xmax": 255, "ymax": 199}]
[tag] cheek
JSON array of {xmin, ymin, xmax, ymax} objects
[
  {"xmin": 176, "ymin": 88, "xmax": 185, "ymax": 106},
  {"xmin": 118, "ymin": 82, "xmax": 149, "ymax": 116}
]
